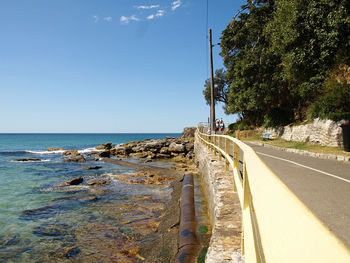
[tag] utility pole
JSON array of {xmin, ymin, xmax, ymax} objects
[{"xmin": 209, "ymin": 28, "xmax": 215, "ymax": 132}]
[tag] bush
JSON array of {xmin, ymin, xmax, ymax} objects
[
  {"xmin": 228, "ymin": 119, "xmax": 252, "ymax": 132},
  {"xmin": 310, "ymin": 81, "xmax": 350, "ymax": 121},
  {"xmin": 263, "ymin": 107, "xmax": 294, "ymax": 128}
]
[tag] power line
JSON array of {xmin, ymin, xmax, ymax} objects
[{"xmin": 206, "ymin": 0, "xmax": 209, "ymax": 79}]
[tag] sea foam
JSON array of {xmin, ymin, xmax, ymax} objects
[
  {"xmin": 25, "ymin": 150, "xmax": 65, "ymax": 155},
  {"xmin": 10, "ymin": 159, "xmax": 51, "ymax": 163},
  {"xmin": 26, "ymin": 147, "xmax": 102, "ymax": 155}
]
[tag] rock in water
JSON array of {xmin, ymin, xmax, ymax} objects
[
  {"xmin": 56, "ymin": 177, "xmax": 84, "ymax": 187},
  {"xmin": 62, "ymin": 150, "xmax": 79, "ymax": 156},
  {"xmin": 96, "ymin": 142, "xmax": 113, "ymax": 150},
  {"xmin": 13, "ymin": 158, "xmax": 41, "ymax": 162},
  {"xmin": 87, "ymin": 179, "xmax": 110, "ymax": 186},
  {"xmin": 83, "ymin": 166, "xmax": 102, "ymax": 170},
  {"xmin": 63, "ymin": 155, "xmax": 86, "ymax": 163},
  {"xmin": 102, "ymin": 143, "xmax": 112, "ymax": 149},
  {"xmin": 67, "ymin": 177, "xmax": 84, "ymax": 185},
  {"xmin": 46, "ymin": 147, "xmax": 65, "ymax": 151},
  {"xmin": 99, "ymin": 151, "xmax": 110, "ymax": 158}
]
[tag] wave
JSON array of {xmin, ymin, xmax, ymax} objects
[
  {"xmin": 25, "ymin": 147, "xmax": 103, "ymax": 155},
  {"xmin": 10, "ymin": 159, "xmax": 51, "ymax": 163},
  {"xmin": 26, "ymin": 150, "xmax": 65, "ymax": 155},
  {"xmin": 78, "ymin": 147, "xmax": 103, "ymax": 154}
]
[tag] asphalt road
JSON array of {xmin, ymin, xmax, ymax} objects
[{"xmin": 245, "ymin": 142, "xmax": 350, "ymax": 248}]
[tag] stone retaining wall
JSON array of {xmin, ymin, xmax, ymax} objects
[
  {"xmin": 194, "ymin": 136, "xmax": 243, "ymax": 263},
  {"xmin": 265, "ymin": 118, "xmax": 344, "ymax": 147}
]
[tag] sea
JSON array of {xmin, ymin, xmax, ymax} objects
[{"xmin": 0, "ymin": 133, "xmax": 182, "ymax": 262}]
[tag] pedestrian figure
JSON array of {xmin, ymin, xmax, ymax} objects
[
  {"xmin": 215, "ymin": 119, "xmax": 220, "ymax": 134},
  {"xmin": 220, "ymin": 119, "xmax": 225, "ymax": 134},
  {"xmin": 207, "ymin": 127, "xmax": 211, "ymax": 135}
]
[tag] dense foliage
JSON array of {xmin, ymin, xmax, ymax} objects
[{"xmin": 203, "ymin": 0, "xmax": 350, "ymax": 127}]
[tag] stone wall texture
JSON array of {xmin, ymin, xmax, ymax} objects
[
  {"xmin": 264, "ymin": 118, "xmax": 343, "ymax": 147},
  {"xmin": 194, "ymin": 136, "xmax": 243, "ymax": 263}
]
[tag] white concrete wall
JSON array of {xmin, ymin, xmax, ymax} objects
[{"xmin": 265, "ymin": 118, "xmax": 343, "ymax": 147}]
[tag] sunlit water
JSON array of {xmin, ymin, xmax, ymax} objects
[{"xmin": 0, "ymin": 133, "xmax": 180, "ymax": 262}]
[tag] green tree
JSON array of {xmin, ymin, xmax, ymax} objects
[
  {"xmin": 265, "ymin": 0, "xmax": 350, "ymax": 120},
  {"xmin": 202, "ymin": 68, "xmax": 230, "ymax": 113},
  {"xmin": 214, "ymin": 0, "xmax": 350, "ymax": 126},
  {"xmin": 220, "ymin": 0, "xmax": 292, "ymax": 126}
]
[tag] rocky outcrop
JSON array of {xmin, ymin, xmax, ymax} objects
[
  {"xmin": 96, "ymin": 142, "xmax": 113, "ymax": 150},
  {"xmin": 168, "ymin": 142, "xmax": 186, "ymax": 153},
  {"xmin": 182, "ymin": 127, "xmax": 196, "ymax": 138},
  {"xmin": 264, "ymin": 118, "xmax": 344, "ymax": 147},
  {"xmin": 111, "ymin": 137, "xmax": 194, "ymax": 160}
]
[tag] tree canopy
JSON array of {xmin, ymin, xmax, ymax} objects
[{"xmin": 203, "ymin": 0, "xmax": 350, "ymax": 127}]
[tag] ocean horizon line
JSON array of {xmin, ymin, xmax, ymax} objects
[{"xmin": 0, "ymin": 132, "xmax": 182, "ymax": 135}]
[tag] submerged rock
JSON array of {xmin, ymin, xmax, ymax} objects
[
  {"xmin": 87, "ymin": 179, "xmax": 110, "ymax": 187},
  {"xmin": 65, "ymin": 247, "xmax": 81, "ymax": 258},
  {"xmin": 0, "ymin": 234, "xmax": 21, "ymax": 246},
  {"xmin": 74, "ymin": 222, "xmax": 142, "ymax": 262},
  {"xmin": 117, "ymin": 171, "xmax": 174, "ymax": 186},
  {"xmin": 20, "ymin": 204, "xmax": 62, "ymax": 220},
  {"xmin": 33, "ymin": 224, "xmax": 69, "ymax": 237},
  {"xmin": 79, "ymin": 196, "xmax": 99, "ymax": 202}
]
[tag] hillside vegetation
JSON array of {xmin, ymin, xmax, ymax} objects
[{"xmin": 203, "ymin": 0, "xmax": 350, "ymax": 129}]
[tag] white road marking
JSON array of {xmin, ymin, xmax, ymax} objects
[{"xmin": 256, "ymin": 151, "xmax": 350, "ymax": 184}]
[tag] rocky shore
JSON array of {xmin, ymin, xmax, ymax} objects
[
  {"xmin": 39, "ymin": 127, "xmax": 197, "ymax": 166},
  {"xmin": 89, "ymin": 132, "xmax": 195, "ymax": 162},
  {"xmin": 36, "ymin": 127, "xmax": 200, "ymax": 262}
]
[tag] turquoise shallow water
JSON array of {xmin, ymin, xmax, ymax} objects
[{"xmin": 0, "ymin": 133, "xmax": 180, "ymax": 262}]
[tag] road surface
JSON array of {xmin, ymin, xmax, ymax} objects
[{"xmin": 246, "ymin": 142, "xmax": 350, "ymax": 248}]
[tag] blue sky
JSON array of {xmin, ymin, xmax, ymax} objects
[{"xmin": 0, "ymin": 0, "xmax": 245, "ymax": 133}]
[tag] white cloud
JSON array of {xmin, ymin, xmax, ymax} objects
[
  {"xmin": 147, "ymin": 9, "xmax": 166, "ymax": 20},
  {"xmin": 92, "ymin": 15, "xmax": 99, "ymax": 23},
  {"xmin": 156, "ymin": 9, "xmax": 166, "ymax": 17},
  {"xmin": 120, "ymin": 15, "xmax": 140, "ymax": 24},
  {"xmin": 171, "ymin": 0, "xmax": 181, "ymax": 11},
  {"xmin": 135, "ymin": 5, "xmax": 160, "ymax": 9},
  {"xmin": 103, "ymin": 16, "xmax": 112, "ymax": 22}
]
